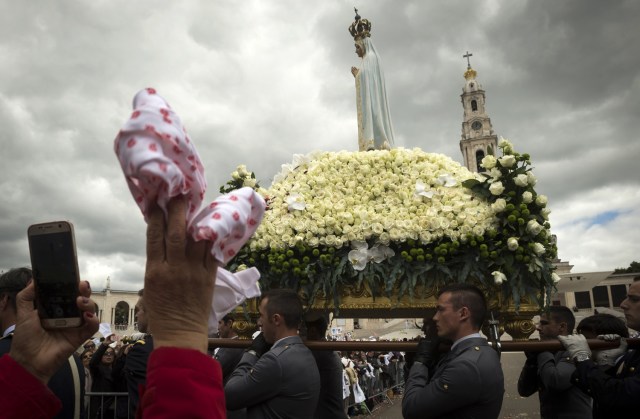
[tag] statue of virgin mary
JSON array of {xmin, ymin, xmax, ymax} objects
[{"xmin": 349, "ymin": 10, "xmax": 395, "ymax": 151}]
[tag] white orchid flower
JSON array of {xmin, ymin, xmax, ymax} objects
[
  {"xmin": 436, "ymin": 174, "xmax": 457, "ymax": 187},
  {"xmin": 369, "ymin": 244, "xmax": 395, "ymax": 263},
  {"xmin": 348, "ymin": 247, "xmax": 369, "ymax": 271},
  {"xmin": 492, "ymin": 271, "xmax": 507, "ymax": 285},
  {"xmin": 286, "ymin": 193, "xmax": 306, "ymax": 211},
  {"xmin": 414, "ymin": 181, "xmax": 434, "ymax": 199}
]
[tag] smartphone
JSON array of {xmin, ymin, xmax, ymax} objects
[{"xmin": 27, "ymin": 221, "xmax": 83, "ymax": 328}]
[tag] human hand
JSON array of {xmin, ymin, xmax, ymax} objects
[
  {"xmin": 414, "ymin": 337, "xmax": 441, "ymax": 369},
  {"xmin": 144, "ymin": 196, "xmax": 219, "ymax": 353},
  {"xmin": 9, "ymin": 281, "xmax": 99, "ymax": 384},
  {"xmin": 351, "ymin": 66, "xmax": 359, "ymax": 77},
  {"xmin": 594, "ymin": 334, "xmax": 627, "ymax": 367},
  {"xmin": 247, "ymin": 332, "xmax": 271, "ymax": 358},
  {"xmin": 558, "ymin": 334, "xmax": 591, "ymax": 360},
  {"xmin": 597, "ymin": 334, "xmax": 624, "ymax": 342}
]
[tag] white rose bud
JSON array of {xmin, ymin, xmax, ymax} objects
[
  {"xmin": 532, "ymin": 242, "xmax": 545, "ymax": 255},
  {"xmin": 231, "ymin": 170, "xmax": 240, "ymax": 180},
  {"xmin": 535, "ymin": 195, "xmax": 548, "ymax": 207},
  {"xmin": 551, "ymin": 273, "xmax": 561, "ymax": 284},
  {"xmin": 498, "ymin": 155, "xmax": 516, "ymax": 168},
  {"xmin": 481, "ymin": 155, "xmax": 497, "ymax": 170},
  {"xmin": 489, "ymin": 181, "xmax": 505, "ymax": 196},
  {"xmin": 541, "ymin": 208, "xmax": 551, "ymax": 220},
  {"xmin": 514, "ymin": 174, "xmax": 529, "ymax": 187},
  {"xmin": 492, "ymin": 271, "xmax": 507, "ymax": 285},
  {"xmin": 522, "ymin": 191, "xmax": 533, "ymax": 204},
  {"xmin": 526, "ymin": 219, "xmax": 543, "ymax": 236},
  {"xmin": 491, "ymin": 198, "xmax": 507, "ymax": 212},
  {"xmin": 526, "ymin": 171, "xmax": 537, "ymax": 186},
  {"xmin": 498, "ymin": 137, "xmax": 513, "ymax": 148},
  {"xmin": 507, "ymin": 237, "xmax": 519, "ymax": 251}
]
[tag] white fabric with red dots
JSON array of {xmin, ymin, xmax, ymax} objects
[{"xmin": 114, "ymin": 88, "xmax": 265, "ymax": 331}]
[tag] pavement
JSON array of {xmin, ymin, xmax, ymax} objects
[{"xmin": 352, "ymin": 352, "xmax": 541, "ymax": 418}]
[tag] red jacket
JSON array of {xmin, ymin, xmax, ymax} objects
[{"xmin": 0, "ymin": 348, "xmax": 226, "ymax": 419}]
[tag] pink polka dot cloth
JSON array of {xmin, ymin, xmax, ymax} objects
[{"xmin": 114, "ymin": 88, "xmax": 266, "ymax": 330}]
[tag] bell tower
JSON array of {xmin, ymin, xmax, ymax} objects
[{"xmin": 459, "ymin": 52, "xmax": 498, "ymax": 172}]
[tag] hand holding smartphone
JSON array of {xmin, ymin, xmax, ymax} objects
[{"xmin": 27, "ymin": 221, "xmax": 83, "ymax": 328}]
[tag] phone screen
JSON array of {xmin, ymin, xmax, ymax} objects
[{"xmin": 28, "ymin": 226, "xmax": 81, "ymax": 321}]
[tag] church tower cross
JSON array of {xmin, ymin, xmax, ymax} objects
[{"xmin": 463, "ymin": 51, "xmax": 473, "ymax": 68}]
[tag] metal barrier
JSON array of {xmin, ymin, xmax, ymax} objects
[{"xmin": 85, "ymin": 392, "xmax": 130, "ymax": 419}]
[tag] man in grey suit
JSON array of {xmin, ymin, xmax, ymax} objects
[
  {"xmin": 402, "ymin": 283, "xmax": 504, "ymax": 419},
  {"xmin": 225, "ymin": 289, "xmax": 320, "ymax": 418},
  {"xmin": 518, "ymin": 306, "xmax": 592, "ymax": 418}
]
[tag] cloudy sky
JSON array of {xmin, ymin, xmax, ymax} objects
[{"xmin": 1, "ymin": 0, "xmax": 638, "ymax": 291}]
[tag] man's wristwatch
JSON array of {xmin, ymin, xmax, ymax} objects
[{"xmin": 574, "ymin": 353, "xmax": 591, "ymax": 363}]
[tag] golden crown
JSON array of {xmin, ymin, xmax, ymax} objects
[{"xmin": 348, "ymin": 8, "xmax": 371, "ymax": 41}]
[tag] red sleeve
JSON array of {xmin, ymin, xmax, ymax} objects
[
  {"xmin": 0, "ymin": 354, "xmax": 62, "ymax": 419},
  {"xmin": 138, "ymin": 347, "xmax": 226, "ymax": 419}
]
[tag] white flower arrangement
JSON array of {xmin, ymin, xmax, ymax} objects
[{"xmin": 226, "ymin": 142, "xmax": 557, "ymax": 310}]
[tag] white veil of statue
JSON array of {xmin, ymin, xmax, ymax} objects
[{"xmin": 355, "ymin": 37, "xmax": 395, "ymax": 151}]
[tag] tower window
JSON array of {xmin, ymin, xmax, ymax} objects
[
  {"xmin": 471, "ymin": 100, "xmax": 478, "ymax": 111},
  {"xmin": 476, "ymin": 150, "xmax": 486, "ymax": 172}
]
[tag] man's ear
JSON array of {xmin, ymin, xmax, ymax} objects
[
  {"xmin": 0, "ymin": 294, "xmax": 7, "ymax": 311},
  {"xmin": 459, "ymin": 306, "xmax": 471, "ymax": 322},
  {"xmin": 272, "ymin": 313, "xmax": 282, "ymax": 326},
  {"xmin": 558, "ymin": 321, "xmax": 568, "ymax": 334}
]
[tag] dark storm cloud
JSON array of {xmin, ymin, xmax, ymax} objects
[{"xmin": 1, "ymin": 0, "xmax": 638, "ymax": 287}]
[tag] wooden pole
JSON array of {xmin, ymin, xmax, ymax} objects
[{"xmin": 209, "ymin": 337, "xmax": 639, "ymax": 352}]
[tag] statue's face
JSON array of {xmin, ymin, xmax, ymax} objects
[{"xmin": 355, "ymin": 42, "xmax": 365, "ymax": 58}]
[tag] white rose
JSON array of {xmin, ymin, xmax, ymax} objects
[
  {"xmin": 535, "ymin": 195, "xmax": 548, "ymax": 207},
  {"xmin": 532, "ymin": 242, "xmax": 545, "ymax": 255},
  {"xmin": 489, "ymin": 181, "xmax": 505, "ymax": 196},
  {"xmin": 498, "ymin": 155, "xmax": 516, "ymax": 168},
  {"xmin": 526, "ymin": 171, "xmax": 537, "ymax": 186},
  {"xmin": 514, "ymin": 174, "xmax": 528, "ymax": 187},
  {"xmin": 243, "ymin": 178, "xmax": 257, "ymax": 188},
  {"xmin": 237, "ymin": 164, "xmax": 248, "ymax": 177},
  {"xmin": 489, "ymin": 168, "xmax": 502, "ymax": 180},
  {"xmin": 507, "ymin": 237, "xmax": 519, "ymax": 251},
  {"xmin": 481, "ymin": 155, "xmax": 497, "ymax": 169},
  {"xmin": 231, "ymin": 170, "xmax": 240, "ymax": 180},
  {"xmin": 492, "ymin": 271, "xmax": 507, "ymax": 285},
  {"xmin": 522, "ymin": 191, "xmax": 533, "ymax": 204},
  {"xmin": 551, "ymin": 273, "xmax": 561, "ymax": 284},
  {"xmin": 526, "ymin": 219, "xmax": 543, "ymax": 236}
]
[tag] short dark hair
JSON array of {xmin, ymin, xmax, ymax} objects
[
  {"xmin": 437, "ymin": 283, "xmax": 487, "ymax": 329},
  {"xmin": 221, "ymin": 313, "xmax": 234, "ymax": 323},
  {"xmin": 305, "ymin": 314, "xmax": 329, "ymax": 336},
  {"xmin": 577, "ymin": 313, "xmax": 629, "ymax": 338},
  {"xmin": 262, "ymin": 289, "xmax": 303, "ymax": 330},
  {"xmin": 0, "ymin": 268, "xmax": 32, "ymax": 311},
  {"xmin": 138, "ymin": 289, "xmax": 144, "ymax": 297},
  {"xmin": 547, "ymin": 306, "xmax": 576, "ymax": 334}
]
